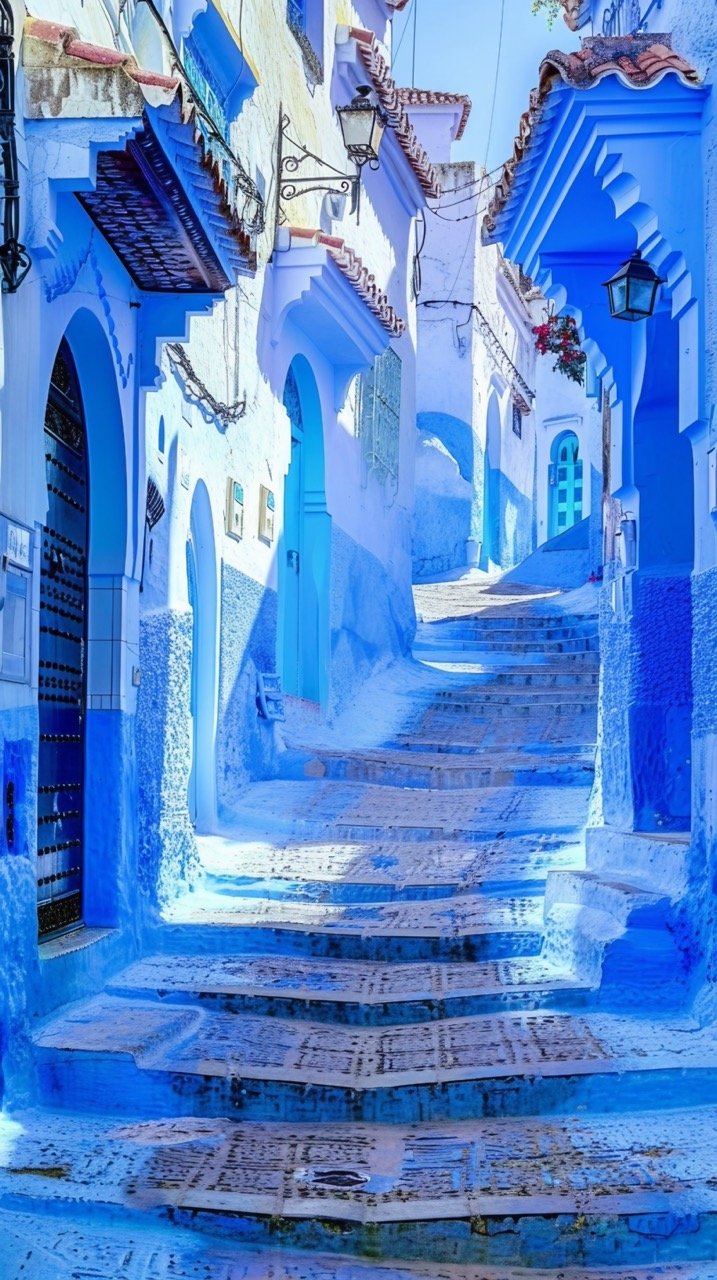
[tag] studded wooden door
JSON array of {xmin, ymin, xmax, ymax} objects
[{"xmin": 37, "ymin": 342, "xmax": 88, "ymax": 938}]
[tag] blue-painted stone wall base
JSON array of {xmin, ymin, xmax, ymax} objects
[
  {"xmin": 217, "ymin": 565, "xmax": 279, "ymax": 815},
  {"xmin": 329, "ymin": 526, "xmax": 415, "ymax": 717},
  {"xmin": 84, "ymin": 710, "xmax": 137, "ymax": 929},
  {"xmin": 137, "ymin": 609, "xmax": 198, "ymax": 911},
  {"xmin": 0, "ymin": 704, "xmax": 38, "ymax": 1105},
  {"xmin": 599, "ymin": 572, "xmax": 692, "ymax": 832}
]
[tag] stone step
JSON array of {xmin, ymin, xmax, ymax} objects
[
  {"xmin": 426, "ymin": 689, "xmax": 599, "ymax": 707},
  {"xmin": 419, "ymin": 625, "xmax": 598, "ymax": 645},
  {"xmin": 439, "ymin": 668, "xmax": 601, "ymax": 686},
  {"xmin": 283, "ymin": 745, "xmax": 595, "ymax": 791},
  {"xmin": 34, "ymin": 998, "xmax": 717, "ymax": 1123},
  {"xmin": 226, "ymin": 780, "xmax": 592, "ymax": 844},
  {"xmin": 415, "ymin": 638, "xmax": 599, "ymax": 654},
  {"xmin": 196, "ymin": 832, "xmax": 583, "ymax": 900},
  {"xmin": 419, "ymin": 612, "xmax": 598, "ymax": 631},
  {"xmin": 4, "ymin": 1108, "xmax": 717, "ymax": 1267},
  {"xmin": 544, "ymin": 872, "xmax": 687, "ymax": 1010},
  {"xmin": 159, "ymin": 891, "xmax": 545, "ymax": 962},
  {"xmin": 107, "ymin": 952, "xmax": 590, "ymax": 1024},
  {"xmin": 2, "ymin": 1210, "xmax": 713, "ymax": 1280}
]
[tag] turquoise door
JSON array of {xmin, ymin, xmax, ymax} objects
[
  {"xmin": 283, "ymin": 430, "xmax": 303, "ymax": 696},
  {"xmin": 549, "ymin": 433, "xmax": 583, "ymax": 538}
]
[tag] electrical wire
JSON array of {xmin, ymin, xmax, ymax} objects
[
  {"xmin": 484, "ymin": 0, "xmax": 506, "ymax": 169},
  {"xmin": 411, "ymin": 0, "xmax": 418, "ymax": 87},
  {"xmin": 392, "ymin": 0, "xmax": 414, "ymax": 61}
]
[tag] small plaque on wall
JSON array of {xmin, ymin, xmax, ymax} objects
[{"xmin": 258, "ymin": 485, "xmax": 275, "ymax": 544}]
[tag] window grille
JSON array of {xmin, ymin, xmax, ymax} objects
[
  {"xmin": 512, "ymin": 402, "xmax": 522, "ymax": 439},
  {"xmin": 184, "ymin": 40, "xmax": 230, "ymax": 141},
  {"xmin": 356, "ymin": 349, "xmax": 402, "ymax": 481},
  {"xmin": 287, "ymin": 0, "xmax": 306, "ymax": 29}
]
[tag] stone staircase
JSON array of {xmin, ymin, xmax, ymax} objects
[{"xmin": 2, "ymin": 583, "xmax": 717, "ymax": 1279}]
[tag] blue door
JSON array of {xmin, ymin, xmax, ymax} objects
[
  {"xmin": 282, "ymin": 430, "xmax": 303, "ymax": 696},
  {"xmin": 37, "ymin": 342, "xmax": 88, "ymax": 937},
  {"xmin": 549, "ymin": 432, "xmax": 583, "ymax": 538}
]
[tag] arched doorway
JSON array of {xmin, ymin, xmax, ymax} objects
[
  {"xmin": 280, "ymin": 358, "xmax": 330, "ymax": 706},
  {"xmin": 185, "ymin": 481, "xmax": 218, "ymax": 830},
  {"xmin": 37, "ymin": 341, "xmax": 88, "ymax": 937},
  {"xmin": 549, "ymin": 431, "xmax": 583, "ymax": 538}
]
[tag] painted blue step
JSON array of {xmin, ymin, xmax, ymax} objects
[
  {"xmin": 4, "ymin": 1205, "xmax": 714, "ymax": 1279},
  {"xmin": 105, "ymin": 953, "xmax": 592, "ymax": 1025},
  {"xmin": 33, "ymin": 997, "xmax": 717, "ymax": 1124},
  {"xmin": 5, "ymin": 1109, "xmax": 717, "ymax": 1268}
]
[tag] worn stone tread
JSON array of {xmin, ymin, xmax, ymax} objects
[
  {"xmin": 225, "ymin": 781, "xmax": 592, "ymax": 840},
  {"xmin": 162, "ymin": 891, "xmax": 544, "ymax": 937},
  {"xmin": 196, "ymin": 833, "xmax": 583, "ymax": 889},
  {"xmin": 1, "ymin": 1209, "xmax": 713, "ymax": 1280},
  {"xmin": 108, "ymin": 953, "xmax": 588, "ymax": 1006},
  {"xmin": 34, "ymin": 998, "xmax": 717, "ymax": 1090},
  {"xmin": 3, "ymin": 1107, "xmax": 717, "ymax": 1224}
]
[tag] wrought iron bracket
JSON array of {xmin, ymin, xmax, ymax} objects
[
  {"xmin": 0, "ymin": 2, "xmax": 31, "ymax": 293},
  {"xmin": 275, "ymin": 109, "xmax": 361, "ymax": 229}
]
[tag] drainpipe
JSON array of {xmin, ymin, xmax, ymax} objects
[{"xmin": 0, "ymin": 0, "xmax": 30, "ymax": 292}]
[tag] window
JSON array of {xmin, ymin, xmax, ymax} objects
[
  {"xmin": 512, "ymin": 402, "xmax": 522, "ymax": 439},
  {"xmin": 356, "ymin": 348, "xmax": 402, "ymax": 482},
  {"xmin": 183, "ymin": 2, "xmax": 258, "ymax": 143},
  {"xmin": 287, "ymin": 0, "xmax": 306, "ymax": 26},
  {"xmin": 286, "ymin": 0, "xmax": 323, "ymax": 82}
]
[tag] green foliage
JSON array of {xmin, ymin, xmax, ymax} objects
[{"xmin": 531, "ymin": 0, "xmax": 562, "ymax": 24}]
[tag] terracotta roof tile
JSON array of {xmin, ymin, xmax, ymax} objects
[
  {"xmin": 559, "ymin": 0, "xmax": 584, "ymax": 30},
  {"xmin": 24, "ymin": 18, "xmax": 178, "ymax": 89},
  {"xmin": 288, "ymin": 227, "xmax": 406, "ymax": 337},
  {"xmin": 396, "ymin": 87, "xmax": 472, "ymax": 140},
  {"xmin": 348, "ymin": 27, "xmax": 441, "ymax": 198},
  {"xmin": 483, "ymin": 34, "xmax": 700, "ymax": 239}
]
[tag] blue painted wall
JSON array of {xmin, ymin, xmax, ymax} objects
[
  {"xmin": 0, "ymin": 705, "xmax": 38, "ymax": 1102},
  {"xmin": 216, "ymin": 564, "xmax": 279, "ymax": 816},
  {"xmin": 136, "ymin": 609, "xmax": 198, "ymax": 910},
  {"xmin": 330, "ymin": 524, "xmax": 414, "ymax": 713},
  {"xmin": 599, "ymin": 573, "xmax": 692, "ymax": 833}
]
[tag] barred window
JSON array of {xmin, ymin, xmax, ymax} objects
[
  {"xmin": 356, "ymin": 348, "xmax": 402, "ymax": 481},
  {"xmin": 512, "ymin": 402, "xmax": 522, "ymax": 439}
]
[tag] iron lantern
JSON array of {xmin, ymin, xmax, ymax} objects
[
  {"xmin": 603, "ymin": 251, "xmax": 664, "ymax": 322},
  {"xmin": 337, "ymin": 86, "xmax": 386, "ymax": 170}
]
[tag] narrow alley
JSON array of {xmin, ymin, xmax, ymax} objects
[{"xmin": 2, "ymin": 572, "xmax": 716, "ymax": 1275}]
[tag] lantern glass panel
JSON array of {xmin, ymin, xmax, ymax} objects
[
  {"xmin": 627, "ymin": 274, "xmax": 657, "ymax": 317},
  {"xmin": 609, "ymin": 278, "xmax": 627, "ymax": 317}
]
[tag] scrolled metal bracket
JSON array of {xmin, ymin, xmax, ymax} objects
[
  {"xmin": 275, "ymin": 109, "xmax": 360, "ymax": 229},
  {"xmin": 0, "ymin": 0, "xmax": 31, "ymax": 293}
]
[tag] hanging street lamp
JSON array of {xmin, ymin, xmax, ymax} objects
[
  {"xmin": 603, "ymin": 250, "xmax": 664, "ymax": 322},
  {"xmin": 336, "ymin": 85, "xmax": 387, "ymax": 171},
  {"xmin": 276, "ymin": 88, "xmax": 387, "ymax": 227}
]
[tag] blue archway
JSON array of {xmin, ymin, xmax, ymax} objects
[{"xmin": 279, "ymin": 356, "xmax": 331, "ymax": 706}]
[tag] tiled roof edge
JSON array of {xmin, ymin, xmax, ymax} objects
[
  {"xmin": 288, "ymin": 227, "xmax": 406, "ymax": 337},
  {"xmin": 396, "ymin": 88, "xmax": 472, "ymax": 140},
  {"xmin": 348, "ymin": 27, "xmax": 441, "ymax": 198},
  {"xmin": 483, "ymin": 34, "xmax": 701, "ymax": 239}
]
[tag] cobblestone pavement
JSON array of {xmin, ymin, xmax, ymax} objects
[{"xmin": 5, "ymin": 580, "xmax": 717, "ymax": 1277}]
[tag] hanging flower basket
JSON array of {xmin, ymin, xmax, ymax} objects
[{"xmin": 532, "ymin": 313, "xmax": 586, "ymax": 385}]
